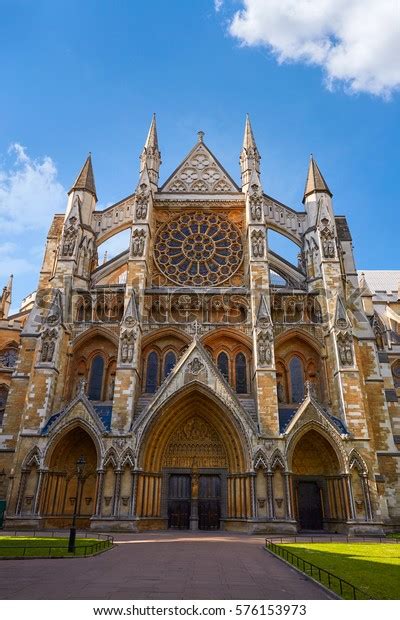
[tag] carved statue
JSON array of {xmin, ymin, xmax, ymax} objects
[
  {"xmin": 131, "ymin": 229, "xmax": 146, "ymax": 257},
  {"xmin": 257, "ymin": 329, "xmax": 273, "ymax": 367},
  {"xmin": 251, "ymin": 230, "xmax": 265, "ymax": 258},
  {"xmin": 40, "ymin": 328, "xmax": 57, "ymax": 363},
  {"xmin": 120, "ymin": 328, "xmax": 137, "ymax": 363},
  {"xmin": 135, "ymin": 183, "xmax": 149, "ymax": 220},
  {"xmin": 337, "ymin": 332, "xmax": 354, "ymax": 366},
  {"xmin": 187, "ymin": 357, "xmax": 204, "ymax": 375},
  {"xmin": 249, "ymin": 183, "xmax": 263, "ymax": 221},
  {"xmin": 320, "ymin": 226, "xmax": 336, "ymax": 259},
  {"xmin": 61, "ymin": 215, "xmax": 78, "ymax": 257}
]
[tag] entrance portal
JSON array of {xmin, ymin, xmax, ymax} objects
[
  {"xmin": 167, "ymin": 474, "xmax": 191, "ymax": 529},
  {"xmin": 297, "ymin": 481, "xmax": 323, "ymax": 530},
  {"xmin": 199, "ymin": 474, "xmax": 221, "ymax": 530}
]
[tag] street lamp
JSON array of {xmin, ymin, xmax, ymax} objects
[{"xmin": 68, "ymin": 455, "xmax": 86, "ymax": 553}]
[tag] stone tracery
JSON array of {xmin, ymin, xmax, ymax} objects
[{"xmin": 154, "ymin": 212, "xmax": 243, "ymax": 286}]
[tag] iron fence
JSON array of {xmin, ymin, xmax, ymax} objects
[
  {"xmin": 0, "ymin": 532, "xmax": 113, "ymax": 559},
  {"xmin": 265, "ymin": 538, "xmax": 372, "ymax": 600}
]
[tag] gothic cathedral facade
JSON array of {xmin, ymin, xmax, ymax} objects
[{"xmin": 0, "ymin": 116, "xmax": 399, "ymax": 534}]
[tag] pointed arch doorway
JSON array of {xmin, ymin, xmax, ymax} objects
[
  {"xmin": 291, "ymin": 429, "xmax": 347, "ymax": 531},
  {"xmin": 137, "ymin": 387, "xmax": 251, "ymax": 531}
]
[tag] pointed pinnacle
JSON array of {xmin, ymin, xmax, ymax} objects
[
  {"xmin": 69, "ymin": 154, "xmax": 97, "ymax": 201},
  {"xmin": 144, "ymin": 113, "xmax": 159, "ymax": 150},
  {"xmin": 303, "ymin": 155, "xmax": 332, "ymax": 203},
  {"xmin": 242, "ymin": 113, "xmax": 257, "ymax": 151}
]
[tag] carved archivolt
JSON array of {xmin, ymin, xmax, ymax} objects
[
  {"xmin": 163, "ymin": 416, "xmax": 227, "ymax": 468},
  {"xmin": 154, "ymin": 212, "xmax": 243, "ymax": 286}
]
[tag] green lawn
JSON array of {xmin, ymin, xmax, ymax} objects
[
  {"xmin": 0, "ymin": 536, "xmax": 111, "ymax": 558},
  {"xmin": 278, "ymin": 543, "xmax": 400, "ymax": 600}
]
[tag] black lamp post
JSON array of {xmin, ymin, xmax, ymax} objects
[{"xmin": 68, "ymin": 455, "xmax": 86, "ymax": 553}]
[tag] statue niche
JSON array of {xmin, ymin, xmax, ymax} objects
[{"xmin": 163, "ymin": 416, "xmax": 227, "ymax": 469}]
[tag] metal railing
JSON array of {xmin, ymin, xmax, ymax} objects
[
  {"xmin": 0, "ymin": 532, "xmax": 113, "ymax": 559},
  {"xmin": 266, "ymin": 534, "xmax": 400, "ymax": 544},
  {"xmin": 265, "ymin": 539, "xmax": 372, "ymax": 600}
]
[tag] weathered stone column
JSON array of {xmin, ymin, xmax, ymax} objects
[
  {"xmin": 95, "ymin": 469, "xmax": 105, "ymax": 516},
  {"xmin": 266, "ymin": 471, "xmax": 275, "ymax": 519},
  {"xmin": 112, "ymin": 469, "xmax": 122, "ymax": 517},
  {"xmin": 284, "ymin": 473, "xmax": 293, "ymax": 520}
]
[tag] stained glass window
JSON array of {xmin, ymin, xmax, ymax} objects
[
  {"xmin": 154, "ymin": 212, "xmax": 243, "ymax": 286},
  {"xmin": 289, "ymin": 356, "xmax": 304, "ymax": 403},
  {"xmin": 217, "ymin": 352, "xmax": 229, "ymax": 383},
  {"xmin": 88, "ymin": 355, "xmax": 104, "ymax": 401},
  {"xmin": 146, "ymin": 352, "xmax": 159, "ymax": 393},
  {"xmin": 0, "ymin": 348, "xmax": 18, "ymax": 368},
  {"xmin": 164, "ymin": 351, "xmax": 177, "ymax": 379},
  {"xmin": 235, "ymin": 353, "xmax": 248, "ymax": 394},
  {"xmin": 0, "ymin": 385, "xmax": 8, "ymax": 426}
]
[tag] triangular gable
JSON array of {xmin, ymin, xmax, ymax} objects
[
  {"xmin": 41, "ymin": 390, "xmax": 108, "ymax": 437},
  {"xmin": 282, "ymin": 394, "xmax": 348, "ymax": 438},
  {"xmin": 161, "ymin": 140, "xmax": 239, "ymax": 193},
  {"xmin": 132, "ymin": 337, "xmax": 256, "ymax": 434}
]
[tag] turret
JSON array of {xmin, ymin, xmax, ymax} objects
[
  {"xmin": 0, "ymin": 274, "xmax": 13, "ymax": 319},
  {"xmin": 65, "ymin": 154, "xmax": 97, "ymax": 226},
  {"xmin": 139, "ymin": 113, "xmax": 161, "ymax": 190},
  {"xmin": 240, "ymin": 114, "xmax": 260, "ymax": 190}
]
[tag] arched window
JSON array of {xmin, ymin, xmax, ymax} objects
[
  {"xmin": 88, "ymin": 355, "xmax": 104, "ymax": 400},
  {"xmin": 289, "ymin": 356, "xmax": 304, "ymax": 403},
  {"xmin": 0, "ymin": 348, "xmax": 18, "ymax": 368},
  {"xmin": 145, "ymin": 352, "xmax": 159, "ymax": 393},
  {"xmin": 0, "ymin": 385, "xmax": 8, "ymax": 426},
  {"xmin": 217, "ymin": 352, "xmax": 229, "ymax": 383},
  {"xmin": 392, "ymin": 361, "xmax": 400, "ymax": 389},
  {"xmin": 235, "ymin": 353, "xmax": 248, "ymax": 394},
  {"xmin": 163, "ymin": 351, "xmax": 177, "ymax": 379}
]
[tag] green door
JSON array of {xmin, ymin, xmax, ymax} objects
[{"xmin": 0, "ymin": 500, "xmax": 6, "ymax": 528}]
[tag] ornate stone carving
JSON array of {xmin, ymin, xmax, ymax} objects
[
  {"xmin": 40, "ymin": 327, "xmax": 57, "ymax": 362},
  {"xmin": 163, "ymin": 416, "xmax": 227, "ymax": 468},
  {"xmin": 337, "ymin": 332, "xmax": 354, "ymax": 366},
  {"xmin": 154, "ymin": 212, "xmax": 243, "ymax": 286},
  {"xmin": 163, "ymin": 143, "xmax": 237, "ymax": 193},
  {"xmin": 320, "ymin": 225, "xmax": 336, "ymax": 259},
  {"xmin": 251, "ymin": 230, "xmax": 265, "ymax": 258},
  {"xmin": 120, "ymin": 328, "xmax": 137, "ymax": 364},
  {"xmin": 135, "ymin": 183, "xmax": 149, "ymax": 220},
  {"xmin": 61, "ymin": 211, "xmax": 79, "ymax": 257},
  {"xmin": 131, "ymin": 229, "xmax": 146, "ymax": 257},
  {"xmin": 186, "ymin": 357, "xmax": 204, "ymax": 375},
  {"xmin": 249, "ymin": 183, "xmax": 263, "ymax": 221},
  {"xmin": 257, "ymin": 329, "xmax": 273, "ymax": 367}
]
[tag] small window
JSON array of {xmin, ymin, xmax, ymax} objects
[
  {"xmin": 392, "ymin": 361, "xmax": 400, "ymax": 389},
  {"xmin": 235, "ymin": 353, "xmax": 248, "ymax": 394},
  {"xmin": 164, "ymin": 351, "xmax": 177, "ymax": 379},
  {"xmin": 0, "ymin": 348, "xmax": 18, "ymax": 368},
  {"xmin": 88, "ymin": 355, "xmax": 104, "ymax": 400},
  {"xmin": 0, "ymin": 385, "xmax": 8, "ymax": 426},
  {"xmin": 289, "ymin": 356, "xmax": 304, "ymax": 403},
  {"xmin": 217, "ymin": 352, "xmax": 229, "ymax": 383},
  {"xmin": 145, "ymin": 352, "xmax": 159, "ymax": 393}
]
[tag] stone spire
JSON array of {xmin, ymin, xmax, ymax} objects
[
  {"xmin": 303, "ymin": 155, "xmax": 332, "ymax": 203},
  {"xmin": 240, "ymin": 114, "xmax": 260, "ymax": 189},
  {"xmin": 69, "ymin": 154, "xmax": 97, "ymax": 201},
  {"xmin": 140, "ymin": 113, "xmax": 161, "ymax": 188},
  {"xmin": 0, "ymin": 274, "xmax": 13, "ymax": 319}
]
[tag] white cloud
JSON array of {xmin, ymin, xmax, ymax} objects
[
  {"xmin": 0, "ymin": 242, "xmax": 36, "ymax": 278},
  {"xmin": 0, "ymin": 143, "xmax": 66, "ymax": 233},
  {"xmin": 214, "ymin": 0, "xmax": 223, "ymax": 12},
  {"xmin": 228, "ymin": 0, "xmax": 400, "ymax": 97}
]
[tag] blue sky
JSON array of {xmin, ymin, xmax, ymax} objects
[{"xmin": 0, "ymin": 0, "xmax": 399, "ymax": 311}]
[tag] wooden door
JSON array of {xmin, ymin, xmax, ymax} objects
[
  {"xmin": 168, "ymin": 474, "xmax": 191, "ymax": 529},
  {"xmin": 297, "ymin": 481, "xmax": 323, "ymax": 530},
  {"xmin": 198, "ymin": 475, "xmax": 221, "ymax": 530}
]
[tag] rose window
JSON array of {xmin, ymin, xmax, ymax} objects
[{"xmin": 154, "ymin": 212, "xmax": 243, "ymax": 286}]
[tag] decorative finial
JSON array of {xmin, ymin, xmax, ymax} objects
[{"xmin": 197, "ymin": 130, "xmax": 205, "ymax": 143}]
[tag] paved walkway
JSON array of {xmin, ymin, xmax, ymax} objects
[{"xmin": 0, "ymin": 531, "xmax": 331, "ymax": 600}]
